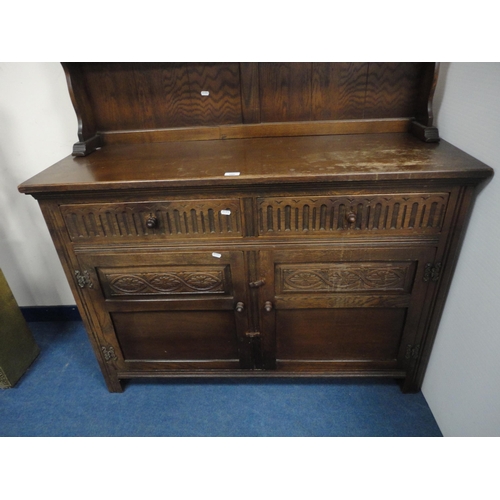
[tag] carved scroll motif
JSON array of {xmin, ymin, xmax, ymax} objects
[
  {"xmin": 107, "ymin": 271, "xmax": 226, "ymax": 295},
  {"xmin": 280, "ymin": 264, "xmax": 411, "ymax": 293}
]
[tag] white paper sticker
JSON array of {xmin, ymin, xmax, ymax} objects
[
  {"xmin": 212, "ymin": 252, "xmax": 222, "ymax": 258},
  {"xmin": 224, "ymin": 172, "xmax": 240, "ymax": 176},
  {"xmin": 220, "ymin": 210, "xmax": 231, "ymax": 215},
  {"xmin": 201, "ymin": 90, "xmax": 210, "ymax": 96}
]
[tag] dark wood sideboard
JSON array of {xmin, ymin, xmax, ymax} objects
[{"xmin": 19, "ymin": 63, "xmax": 493, "ymax": 392}]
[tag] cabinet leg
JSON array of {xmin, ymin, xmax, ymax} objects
[
  {"xmin": 104, "ymin": 374, "xmax": 124, "ymax": 393},
  {"xmin": 399, "ymin": 377, "xmax": 421, "ymax": 394}
]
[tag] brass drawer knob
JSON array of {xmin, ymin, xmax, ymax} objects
[{"xmin": 146, "ymin": 216, "xmax": 158, "ymax": 229}]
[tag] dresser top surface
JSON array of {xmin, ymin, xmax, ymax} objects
[{"xmin": 19, "ymin": 133, "xmax": 493, "ymax": 195}]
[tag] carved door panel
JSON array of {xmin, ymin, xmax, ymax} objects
[
  {"xmin": 257, "ymin": 246, "xmax": 436, "ymax": 374},
  {"xmin": 76, "ymin": 250, "xmax": 252, "ymax": 371}
]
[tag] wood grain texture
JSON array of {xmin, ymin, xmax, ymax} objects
[
  {"xmin": 100, "ymin": 118, "xmax": 410, "ymax": 145},
  {"xmin": 184, "ymin": 63, "xmax": 242, "ymax": 126},
  {"xmin": 239, "ymin": 63, "xmax": 260, "ymax": 124},
  {"xmin": 364, "ymin": 63, "xmax": 423, "ymax": 119},
  {"xmin": 275, "ymin": 294, "xmax": 412, "ymax": 309},
  {"xmin": 112, "ymin": 310, "xmax": 240, "ymax": 361},
  {"xmin": 18, "ymin": 134, "xmax": 493, "ymax": 195},
  {"xmin": 259, "ymin": 63, "xmax": 313, "ymax": 122},
  {"xmin": 312, "ymin": 63, "xmax": 369, "ymax": 120},
  {"xmin": 276, "ymin": 308, "xmax": 407, "ymax": 360},
  {"xmin": 80, "ymin": 62, "xmax": 243, "ymax": 131}
]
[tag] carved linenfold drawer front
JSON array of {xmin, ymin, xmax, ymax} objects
[
  {"xmin": 97, "ymin": 265, "xmax": 231, "ymax": 299},
  {"xmin": 61, "ymin": 198, "xmax": 243, "ymax": 242},
  {"xmin": 258, "ymin": 193, "xmax": 450, "ymax": 236}
]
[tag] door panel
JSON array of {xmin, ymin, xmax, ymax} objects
[
  {"xmin": 77, "ymin": 250, "xmax": 252, "ymax": 370},
  {"xmin": 276, "ymin": 308, "xmax": 407, "ymax": 360},
  {"xmin": 112, "ymin": 310, "xmax": 240, "ymax": 360}
]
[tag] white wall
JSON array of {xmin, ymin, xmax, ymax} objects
[
  {"xmin": 0, "ymin": 62, "xmax": 76, "ymax": 305},
  {"xmin": 1, "ymin": 62, "xmax": 499, "ymax": 435},
  {"xmin": 422, "ymin": 63, "xmax": 500, "ymax": 436}
]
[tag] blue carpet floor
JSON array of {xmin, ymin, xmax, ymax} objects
[{"xmin": 0, "ymin": 321, "xmax": 442, "ymax": 436}]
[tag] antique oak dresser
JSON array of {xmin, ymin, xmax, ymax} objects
[{"xmin": 19, "ymin": 63, "xmax": 493, "ymax": 392}]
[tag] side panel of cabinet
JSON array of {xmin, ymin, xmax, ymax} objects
[
  {"xmin": 257, "ymin": 246, "xmax": 436, "ymax": 376},
  {"xmin": 76, "ymin": 250, "xmax": 253, "ymax": 373}
]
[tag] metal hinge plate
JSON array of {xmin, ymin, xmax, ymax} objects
[
  {"xmin": 101, "ymin": 345, "xmax": 118, "ymax": 362},
  {"xmin": 423, "ymin": 263, "xmax": 441, "ymax": 282},
  {"xmin": 75, "ymin": 270, "xmax": 93, "ymax": 289},
  {"xmin": 405, "ymin": 344, "xmax": 420, "ymax": 360}
]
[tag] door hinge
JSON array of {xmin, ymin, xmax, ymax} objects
[
  {"xmin": 405, "ymin": 344, "xmax": 420, "ymax": 360},
  {"xmin": 423, "ymin": 262, "xmax": 441, "ymax": 282},
  {"xmin": 101, "ymin": 345, "xmax": 118, "ymax": 362},
  {"xmin": 75, "ymin": 270, "xmax": 93, "ymax": 289}
]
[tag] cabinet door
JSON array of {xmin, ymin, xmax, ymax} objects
[
  {"xmin": 76, "ymin": 250, "xmax": 252, "ymax": 372},
  {"xmin": 257, "ymin": 246, "xmax": 435, "ymax": 375}
]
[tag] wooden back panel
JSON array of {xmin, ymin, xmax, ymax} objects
[
  {"xmin": 62, "ymin": 62, "xmax": 439, "ymax": 155},
  {"xmin": 259, "ymin": 62, "xmax": 426, "ymax": 121}
]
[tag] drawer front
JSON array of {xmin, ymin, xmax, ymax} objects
[
  {"xmin": 61, "ymin": 198, "xmax": 243, "ymax": 242},
  {"xmin": 257, "ymin": 192, "xmax": 449, "ymax": 237}
]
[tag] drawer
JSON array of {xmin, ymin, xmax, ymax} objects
[
  {"xmin": 61, "ymin": 198, "xmax": 244, "ymax": 242},
  {"xmin": 257, "ymin": 192, "xmax": 450, "ymax": 237}
]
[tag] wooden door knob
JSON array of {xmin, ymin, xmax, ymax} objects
[{"xmin": 346, "ymin": 212, "xmax": 356, "ymax": 225}]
